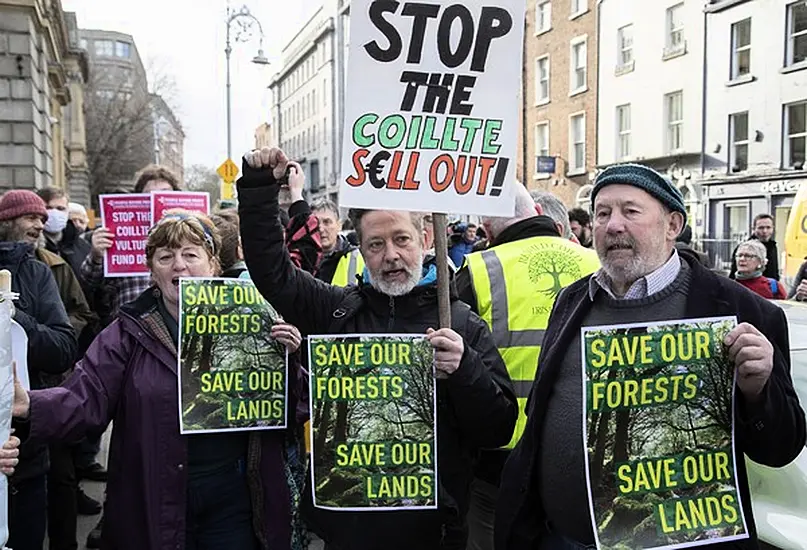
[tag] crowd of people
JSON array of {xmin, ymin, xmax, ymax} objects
[{"xmin": 0, "ymin": 148, "xmax": 803, "ymax": 550}]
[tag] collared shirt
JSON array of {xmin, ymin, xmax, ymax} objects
[{"xmin": 589, "ymin": 248, "xmax": 681, "ymax": 300}]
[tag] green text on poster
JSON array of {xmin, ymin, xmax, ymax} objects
[
  {"xmin": 178, "ymin": 278, "xmax": 288, "ymax": 433},
  {"xmin": 309, "ymin": 335, "xmax": 437, "ymax": 511},
  {"xmin": 583, "ymin": 317, "xmax": 748, "ymax": 550}
]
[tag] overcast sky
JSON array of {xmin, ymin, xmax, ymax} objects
[{"xmin": 62, "ymin": 0, "xmax": 323, "ymax": 173}]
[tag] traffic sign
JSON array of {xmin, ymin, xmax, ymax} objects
[
  {"xmin": 217, "ymin": 158, "xmax": 239, "ymax": 183},
  {"xmin": 221, "ymin": 181, "xmax": 235, "ymax": 200}
]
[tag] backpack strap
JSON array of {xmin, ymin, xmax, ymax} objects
[{"xmin": 769, "ymin": 278, "xmax": 779, "ymax": 296}]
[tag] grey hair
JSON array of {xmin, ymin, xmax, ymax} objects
[
  {"xmin": 530, "ymin": 190, "xmax": 572, "ymax": 239},
  {"xmin": 311, "ymin": 198, "xmax": 340, "ymax": 219},
  {"xmin": 348, "ymin": 209, "xmax": 424, "ymax": 245},
  {"xmin": 482, "ymin": 182, "xmax": 536, "ymax": 240},
  {"xmin": 738, "ymin": 239, "xmax": 768, "ymax": 267}
]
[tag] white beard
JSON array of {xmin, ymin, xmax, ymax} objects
[{"xmin": 369, "ymin": 252, "xmax": 424, "ymax": 297}]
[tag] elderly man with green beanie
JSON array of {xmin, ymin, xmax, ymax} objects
[{"xmin": 494, "ymin": 164, "xmax": 805, "ymax": 550}]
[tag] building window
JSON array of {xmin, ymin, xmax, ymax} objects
[
  {"xmin": 665, "ymin": 4, "xmax": 685, "ymax": 55},
  {"xmin": 79, "ymin": 38, "xmax": 87, "ymax": 50},
  {"xmin": 534, "ymin": 122, "xmax": 550, "ymax": 176},
  {"xmin": 570, "ymin": 37, "xmax": 587, "ymax": 94},
  {"xmin": 94, "ymin": 40, "xmax": 114, "ymax": 57},
  {"xmin": 785, "ymin": 101, "xmax": 806, "ymax": 169},
  {"xmin": 665, "ymin": 91, "xmax": 684, "ymax": 153},
  {"xmin": 616, "ymin": 104, "xmax": 631, "ymax": 160},
  {"xmin": 569, "ymin": 113, "xmax": 586, "ymax": 174},
  {"xmin": 729, "ymin": 112, "xmax": 749, "ymax": 171},
  {"xmin": 535, "ymin": 1, "xmax": 551, "ymax": 34},
  {"xmin": 618, "ymin": 25, "xmax": 634, "ymax": 67},
  {"xmin": 570, "ymin": 0, "xmax": 587, "ymax": 18},
  {"xmin": 725, "ymin": 203, "xmax": 749, "ymax": 240},
  {"xmin": 535, "ymin": 56, "xmax": 550, "ymax": 104},
  {"xmin": 786, "ymin": 1, "xmax": 807, "ymax": 66},
  {"xmin": 115, "ymin": 41, "xmax": 131, "ymax": 58},
  {"xmin": 730, "ymin": 19, "xmax": 751, "ymax": 79}
]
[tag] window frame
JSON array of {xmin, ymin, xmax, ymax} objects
[
  {"xmin": 618, "ymin": 24, "xmax": 634, "ymax": 67},
  {"xmin": 569, "ymin": 36, "xmax": 588, "ymax": 96},
  {"xmin": 570, "ymin": 0, "xmax": 588, "ymax": 19},
  {"xmin": 568, "ymin": 112, "xmax": 587, "ymax": 175},
  {"xmin": 784, "ymin": 101, "xmax": 807, "ymax": 169},
  {"xmin": 786, "ymin": 1, "xmax": 807, "ymax": 67},
  {"xmin": 665, "ymin": 91, "xmax": 684, "ymax": 153},
  {"xmin": 534, "ymin": 121, "xmax": 551, "ymax": 178},
  {"xmin": 616, "ymin": 104, "xmax": 632, "ymax": 160},
  {"xmin": 535, "ymin": 55, "xmax": 550, "ymax": 105},
  {"xmin": 535, "ymin": 0, "xmax": 552, "ymax": 35},
  {"xmin": 730, "ymin": 18, "xmax": 752, "ymax": 79},
  {"xmin": 729, "ymin": 111, "xmax": 749, "ymax": 172}
]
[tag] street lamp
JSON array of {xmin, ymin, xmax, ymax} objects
[{"xmin": 225, "ymin": 4, "xmax": 270, "ymax": 161}]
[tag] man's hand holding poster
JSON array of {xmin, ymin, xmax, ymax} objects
[
  {"xmin": 178, "ymin": 278, "xmax": 288, "ymax": 434},
  {"xmin": 308, "ymin": 335, "xmax": 437, "ymax": 511},
  {"xmin": 582, "ymin": 317, "xmax": 749, "ymax": 549}
]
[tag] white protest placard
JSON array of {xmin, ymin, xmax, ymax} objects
[{"xmin": 339, "ymin": 0, "xmax": 525, "ymax": 217}]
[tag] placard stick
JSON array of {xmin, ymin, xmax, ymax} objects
[{"xmin": 432, "ymin": 213, "xmax": 452, "ymax": 329}]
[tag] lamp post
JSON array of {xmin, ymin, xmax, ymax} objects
[{"xmin": 225, "ymin": 3, "xmax": 270, "ymax": 161}]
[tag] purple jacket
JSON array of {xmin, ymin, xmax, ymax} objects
[{"xmin": 27, "ymin": 288, "xmax": 307, "ymax": 550}]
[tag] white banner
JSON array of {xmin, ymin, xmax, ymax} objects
[{"xmin": 339, "ymin": 0, "xmax": 525, "ymax": 216}]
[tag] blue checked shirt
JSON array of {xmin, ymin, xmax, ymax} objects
[{"xmin": 589, "ymin": 248, "xmax": 681, "ymax": 301}]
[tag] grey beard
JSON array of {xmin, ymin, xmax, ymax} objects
[{"xmin": 369, "ymin": 253, "xmax": 424, "ymax": 297}]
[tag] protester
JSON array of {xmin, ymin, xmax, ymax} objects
[
  {"xmin": 76, "ymin": 165, "xmax": 181, "ymax": 545},
  {"xmin": 13, "ymin": 209, "xmax": 310, "ymax": 550},
  {"xmin": 456, "ymin": 187, "xmax": 599, "ymax": 550},
  {"xmin": 211, "ymin": 214, "xmax": 247, "ymax": 278},
  {"xmin": 730, "ymin": 213, "xmax": 779, "ymax": 280},
  {"xmin": 734, "ymin": 240, "xmax": 787, "ymax": 299},
  {"xmin": 448, "ymin": 222, "xmax": 479, "ymax": 267},
  {"xmin": 68, "ymin": 202, "xmax": 90, "ymax": 233},
  {"xmin": 312, "ymin": 198, "xmax": 363, "ymax": 285},
  {"xmin": 568, "ymin": 207, "xmax": 593, "ymax": 248},
  {"xmin": 788, "ymin": 258, "xmax": 807, "ymax": 301},
  {"xmin": 36, "ymin": 188, "xmax": 93, "ymax": 283},
  {"xmin": 238, "ymin": 147, "xmax": 517, "ymax": 550},
  {"xmin": 495, "ymin": 163, "xmax": 806, "ymax": 550},
  {"xmin": 0, "ymin": 190, "xmax": 77, "ymax": 550}
]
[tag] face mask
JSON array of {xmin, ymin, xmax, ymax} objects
[{"xmin": 44, "ymin": 208, "xmax": 69, "ymax": 234}]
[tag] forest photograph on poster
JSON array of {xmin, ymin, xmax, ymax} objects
[
  {"xmin": 309, "ymin": 335, "xmax": 437, "ymax": 511},
  {"xmin": 178, "ymin": 278, "xmax": 288, "ymax": 434},
  {"xmin": 583, "ymin": 317, "xmax": 747, "ymax": 550}
]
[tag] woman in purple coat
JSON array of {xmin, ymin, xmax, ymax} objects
[{"xmin": 12, "ymin": 210, "xmax": 308, "ymax": 550}]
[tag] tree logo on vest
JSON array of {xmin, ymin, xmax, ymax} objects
[{"xmin": 519, "ymin": 242, "xmax": 583, "ymax": 298}]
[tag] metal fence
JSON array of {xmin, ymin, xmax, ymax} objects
[{"xmin": 698, "ymin": 237, "xmax": 744, "ymax": 275}]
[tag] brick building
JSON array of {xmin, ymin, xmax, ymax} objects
[{"xmin": 520, "ymin": 0, "xmax": 598, "ymax": 209}]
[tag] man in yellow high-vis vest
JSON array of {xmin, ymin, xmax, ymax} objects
[{"xmin": 455, "ymin": 186, "xmax": 600, "ymax": 550}]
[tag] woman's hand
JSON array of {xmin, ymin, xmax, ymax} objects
[
  {"xmin": 271, "ymin": 323, "xmax": 302, "ymax": 354},
  {"xmin": 12, "ymin": 362, "xmax": 29, "ymax": 419}
]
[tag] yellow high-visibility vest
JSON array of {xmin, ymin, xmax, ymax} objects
[
  {"xmin": 466, "ymin": 236, "xmax": 600, "ymax": 449},
  {"xmin": 331, "ymin": 248, "xmax": 365, "ymax": 287}
]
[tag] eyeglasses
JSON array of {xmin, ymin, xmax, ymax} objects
[{"xmin": 735, "ymin": 253, "xmax": 759, "ymax": 260}]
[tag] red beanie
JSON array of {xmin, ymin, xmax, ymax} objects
[{"xmin": 0, "ymin": 190, "xmax": 48, "ymax": 222}]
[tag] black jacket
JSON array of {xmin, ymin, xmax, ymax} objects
[
  {"xmin": 237, "ymin": 166, "xmax": 517, "ymax": 550},
  {"xmin": 45, "ymin": 220, "xmax": 92, "ymax": 290},
  {"xmin": 454, "ymin": 216, "xmax": 561, "ymax": 485},
  {"xmin": 495, "ymin": 249, "xmax": 806, "ymax": 550},
  {"xmin": 730, "ymin": 237, "xmax": 779, "ymax": 280},
  {"xmin": 1, "ymin": 242, "xmax": 77, "ymax": 482}
]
